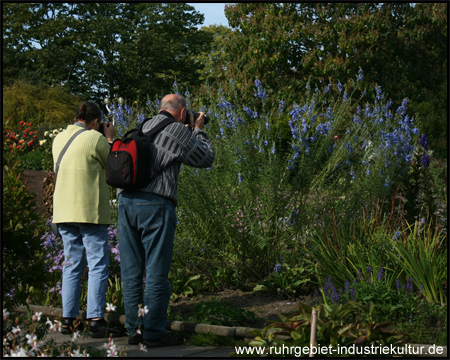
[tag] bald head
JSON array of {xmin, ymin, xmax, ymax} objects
[
  {"xmin": 160, "ymin": 94, "xmax": 186, "ymax": 113},
  {"xmin": 159, "ymin": 94, "xmax": 187, "ymax": 123}
]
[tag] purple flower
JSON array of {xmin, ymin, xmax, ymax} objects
[
  {"xmin": 357, "ymin": 68, "xmax": 364, "ymax": 82},
  {"xmin": 396, "ymin": 278, "xmax": 400, "ymax": 291},
  {"xmin": 377, "ymin": 267, "xmax": 383, "ymax": 281},
  {"xmin": 421, "ymin": 154, "xmax": 430, "ymax": 168},
  {"xmin": 420, "ymin": 134, "xmax": 428, "ymax": 150},
  {"xmin": 254, "ymin": 80, "xmax": 267, "ymax": 100},
  {"xmin": 238, "ymin": 173, "xmax": 243, "ymax": 185}
]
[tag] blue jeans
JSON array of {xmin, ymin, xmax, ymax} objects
[
  {"xmin": 118, "ymin": 191, "xmax": 176, "ymax": 340},
  {"xmin": 59, "ymin": 223, "xmax": 109, "ymax": 319}
]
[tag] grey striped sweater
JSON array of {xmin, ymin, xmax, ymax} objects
[{"xmin": 120, "ymin": 111, "xmax": 215, "ymax": 206}]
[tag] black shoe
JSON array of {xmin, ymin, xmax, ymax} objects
[
  {"xmin": 88, "ymin": 318, "xmax": 124, "ymax": 338},
  {"xmin": 128, "ymin": 333, "xmax": 143, "ymax": 345},
  {"xmin": 142, "ymin": 332, "xmax": 184, "ymax": 348},
  {"xmin": 61, "ymin": 318, "xmax": 84, "ymax": 335}
]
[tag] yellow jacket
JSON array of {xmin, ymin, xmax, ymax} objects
[{"xmin": 52, "ymin": 124, "xmax": 111, "ymax": 224}]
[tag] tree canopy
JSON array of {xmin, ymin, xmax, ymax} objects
[
  {"xmin": 3, "ymin": 2, "xmax": 211, "ymax": 102},
  {"xmin": 220, "ymin": 3, "xmax": 447, "ymax": 155}
]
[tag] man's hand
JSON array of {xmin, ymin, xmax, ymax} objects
[
  {"xmin": 194, "ymin": 112, "xmax": 205, "ymax": 130},
  {"xmin": 185, "ymin": 111, "xmax": 205, "ymax": 131}
]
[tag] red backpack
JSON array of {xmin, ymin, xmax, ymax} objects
[{"xmin": 106, "ymin": 117, "xmax": 174, "ymax": 190}]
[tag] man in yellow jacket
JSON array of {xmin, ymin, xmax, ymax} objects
[{"xmin": 52, "ymin": 101, "xmax": 121, "ymax": 338}]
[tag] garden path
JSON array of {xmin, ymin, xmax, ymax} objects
[{"xmin": 46, "ymin": 331, "xmax": 233, "ymax": 357}]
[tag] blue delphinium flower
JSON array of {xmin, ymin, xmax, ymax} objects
[
  {"xmin": 278, "ymin": 100, "xmax": 285, "ymax": 114},
  {"xmin": 238, "ymin": 173, "xmax": 243, "ymax": 185},
  {"xmin": 377, "ymin": 267, "xmax": 383, "ymax": 280},
  {"xmin": 274, "ymin": 263, "xmax": 283, "ymax": 273},
  {"xmin": 345, "ymin": 142, "xmax": 352, "ymax": 154},
  {"xmin": 396, "ymin": 99, "xmax": 408, "ymax": 116},
  {"xmin": 254, "ymin": 80, "xmax": 267, "ymax": 100},
  {"xmin": 421, "ymin": 154, "xmax": 430, "ymax": 168},
  {"xmin": 218, "ymin": 97, "xmax": 234, "ymax": 109},
  {"xmin": 337, "ymin": 82, "xmax": 343, "ymax": 93},
  {"xmin": 420, "ymin": 134, "xmax": 429, "ymax": 150},
  {"xmin": 243, "ymin": 107, "xmax": 258, "ymax": 119},
  {"xmin": 357, "ymin": 68, "xmax": 364, "ymax": 81},
  {"xmin": 375, "ymin": 86, "xmax": 383, "ymax": 101}
]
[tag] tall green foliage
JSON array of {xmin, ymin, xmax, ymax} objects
[{"xmin": 171, "ymin": 74, "xmax": 422, "ymax": 283}]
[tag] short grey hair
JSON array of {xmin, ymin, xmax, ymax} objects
[{"xmin": 160, "ymin": 94, "xmax": 187, "ymax": 112}]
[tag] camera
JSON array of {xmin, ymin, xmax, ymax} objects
[
  {"xmin": 184, "ymin": 110, "xmax": 209, "ymax": 125},
  {"xmin": 98, "ymin": 121, "xmax": 109, "ymax": 136}
]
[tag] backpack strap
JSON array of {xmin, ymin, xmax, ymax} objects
[
  {"xmin": 141, "ymin": 117, "xmax": 175, "ymax": 138},
  {"xmin": 122, "ymin": 117, "xmax": 175, "ymax": 138},
  {"xmin": 54, "ymin": 129, "xmax": 88, "ymax": 181}
]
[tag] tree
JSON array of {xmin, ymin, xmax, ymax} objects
[
  {"xmin": 195, "ymin": 25, "xmax": 232, "ymax": 85},
  {"xmin": 3, "ymin": 3, "xmax": 212, "ymax": 103},
  {"xmin": 222, "ymin": 3, "xmax": 447, "ymax": 154}
]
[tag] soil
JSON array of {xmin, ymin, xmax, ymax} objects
[
  {"xmin": 169, "ymin": 289, "xmax": 314, "ymax": 329},
  {"xmin": 22, "ymin": 169, "xmax": 50, "ymax": 215}
]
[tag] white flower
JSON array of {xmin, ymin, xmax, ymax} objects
[
  {"xmin": 12, "ymin": 326, "xmax": 21, "ymax": 334},
  {"xmin": 49, "ymin": 133, "xmax": 54, "ymax": 138},
  {"xmin": 52, "ymin": 129, "xmax": 59, "ymax": 135},
  {"xmin": 53, "ymin": 319, "xmax": 62, "ymax": 332},
  {"xmin": 72, "ymin": 331, "xmax": 81, "ymax": 342},
  {"xmin": 45, "ymin": 318, "xmax": 60, "ymax": 332},
  {"xmin": 44, "ymin": 131, "xmax": 49, "ymax": 137},
  {"xmin": 7, "ymin": 346, "xmax": 28, "ymax": 357},
  {"xmin": 70, "ymin": 348, "xmax": 83, "ymax": 357},
  {"xmin": 3, "ymin": 308, "xmax": 10, "ymax": 320},
  {"xmin": 104, "ymin": 339, "xmax": 118, "ymax": 357},
  {"xmin": 106, "ymin": 303, "xmax": 116, "ymax": 312},
  {"xmin": 32, "ymin": 312, "xmax": 42, "ymax": 321},
  {"xmin": 26, "ymin": 333, "xmax": 37, "ymax": 347},
  {"xmin": 138, "ymin": 305, "xmax": 149, "ymax": 317},
  {"xmin": 39, "ymin": 140, "xmax": 47, "ymax": 146}
]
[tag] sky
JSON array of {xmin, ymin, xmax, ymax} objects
[{"xmin": 187, "ymin": 3, "xmax": 229, "ymax": 27}]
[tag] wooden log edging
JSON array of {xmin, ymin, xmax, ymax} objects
[{"xmin": 14, "ymin": 305, "xmax": 259, "ymax": 339}]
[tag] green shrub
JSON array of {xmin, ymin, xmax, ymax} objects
[
  {"xmin": 3, "ymin": 79, "xmax": 81, "ymax": 130},
  {"xmin": 247, "ymin": 301, "xmax": 406, "ymax": 356},
  {"xmin": 2, "ymin": 150, "xmax": 46, "ymax": 308}
]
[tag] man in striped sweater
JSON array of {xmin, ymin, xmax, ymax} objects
[{"xmin": 117, "ymin": 94, "xmax": 215, "ymax": 348}]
